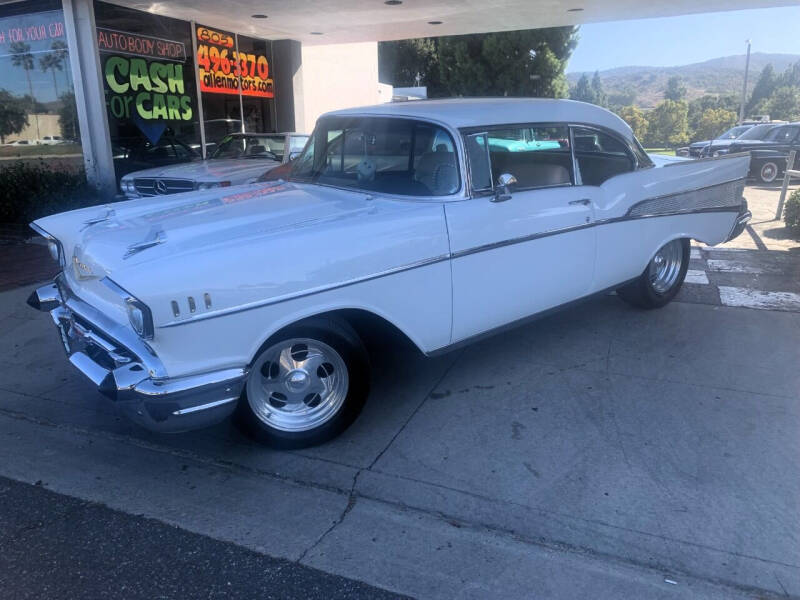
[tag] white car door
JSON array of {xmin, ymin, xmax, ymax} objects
[{"xmin": 446, "ymin": 125, "xmax": 596, "ymax": 343}]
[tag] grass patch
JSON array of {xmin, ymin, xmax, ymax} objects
[{"xmin": 644, "ymin": 148, "xmax": 677, "ymax": 156}]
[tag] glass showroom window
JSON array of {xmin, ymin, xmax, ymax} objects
[
  {"xmin": 0, "ymin": 1, "xmax": 82, "ymax": 165},
  {"xmin": 94, "ymin": 1, "xmax": 201, "ymax": 186}
]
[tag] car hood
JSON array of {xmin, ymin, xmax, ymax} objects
[
  {"xmin": 689, "ymin": 140, "xmax": 711, "ymax": 148},
  {"xmin": 125, "ymin": 158, "xmax": 281, "ymax": 182},
  {"xmin": 36, "ymin": 182, "xmax": 374, "ymax": 280}
]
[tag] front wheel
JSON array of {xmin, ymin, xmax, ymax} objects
[
  {"xmin": 757, "ymin": 161, "xmax": 779, "ymax": 184},
  {"xmin": 617, "ymin": 238, "xmax": 689, "ymax": 309},
  {"xmin": 236, "ymin": 319, "xmax": 370, "ymax": 449}
]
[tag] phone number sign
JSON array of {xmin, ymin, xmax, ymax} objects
[{"xmin": 196, "ymin": 27, "xmax": 274, "ymax": 98}]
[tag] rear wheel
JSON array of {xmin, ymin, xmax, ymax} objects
[
  {"xmin": 617, "ymin": 238, "xmax": 689, "ymax": 309},
  {"xmin": 757, "ymin": 160, "xmax": 779, "ymax": 184},
  {"xmin": 237, "ymin": 319, "xmax": 369, "ymax": 449}
]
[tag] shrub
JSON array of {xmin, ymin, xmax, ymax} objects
[
  {"xmin": 0, "ymin": 161, "xmax": 104, "ymax": 225},
  {"xmin": 784, "ymin": 188, "xmax": 800, "ymax": 230}
]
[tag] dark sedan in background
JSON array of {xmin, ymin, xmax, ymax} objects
[
  {"xmin": 709, "ymin": 122, "xmax": 800, "ymax": 184},
  {"xmin": 682, "ymin": 123, "xmax": 756, "ymax": 158}
]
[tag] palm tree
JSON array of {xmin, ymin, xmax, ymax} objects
[
  {"xmin": 40, "ymin": 40, "xmax": 68, "ymax": 98},
  {"xmin": 10, "ymin": 41, "xmax": 40, "ymax": 141}
]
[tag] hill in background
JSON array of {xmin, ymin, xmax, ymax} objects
[{"xmin": 568, "ymin": 52, "xmax": 800, "ymax": 108}]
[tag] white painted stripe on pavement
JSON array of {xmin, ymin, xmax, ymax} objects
[
  {"xmin": 685, "ymin": 270, "xmax": 709, "ymax": 284},
  {"xmin": 707, "ymin": 259, "xmax": 765, "ymax": 274},
  {"xmin": 705, "ymin": 247, "xmax": 749, "ymax": 252},
  {"xmin": 718, "ymin": 287, "xmax": 800, "ymax": 311}
]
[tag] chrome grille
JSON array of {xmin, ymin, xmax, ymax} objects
[{"xmin": 134, "ymin": 178, "xmax": 195, "ymax": 197}]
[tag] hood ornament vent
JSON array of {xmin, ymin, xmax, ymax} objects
[
  {"xmin": 82, "ymin": 207, "xmax": 115, "ymax": 230},
  {"xmin": 124, "ymin": 228, "xmax": 166, "ymax": 259}
]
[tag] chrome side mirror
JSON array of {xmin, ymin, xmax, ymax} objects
[{"xmin": 492, "ymin": 173, "xmax": 517, "ymax": 202}]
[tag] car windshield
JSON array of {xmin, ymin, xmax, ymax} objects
[
  {"xmin": 289, "ymin": 116, "xmax": 460, "ymax": 196},
  {"xmin": 211, "ymin": 135, "xmax": 282, "ymax": 160},
  {"xmin": 719, "ymin": 125, "xmax": 751, "ymax": 139},
  {"xmin": 736, "ymin": 124, "xmax": 775, "ymax": 141}
]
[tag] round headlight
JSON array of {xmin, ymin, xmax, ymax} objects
[
  {"xmin": 47, "ymin": 239, "xmax": 60, "ymax": 262},
  {"xmin": 126, "ymin": 302, "xmax": 145, "ymax": 336}
]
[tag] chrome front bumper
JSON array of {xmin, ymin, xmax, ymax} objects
[{"xmin": 27, "ymin": 276, "xmax": 247, "ymax": 433}]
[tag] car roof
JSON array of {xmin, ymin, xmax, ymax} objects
[{"xmin": 324, "ymin": 98, "xmax": 635, "ymax": 141}]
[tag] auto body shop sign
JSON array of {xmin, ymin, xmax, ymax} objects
[
  {"xmin": 196, "ymin": 26, "xmax": 274, "ymax": 98},
  {"xmin": 97, "ymin": 27, "xmax": 193, "ymax": 121}
]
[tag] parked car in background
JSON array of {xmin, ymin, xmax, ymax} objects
[
  {"xmin": 713, "ymin": 122, "xmax": 800, "ymax": 184},
  {"xmin": 27, "ymin": 98, "xmax": 750, "ymax": 448},
  {"xmin": 119, "ymin": 133, "xmax": 305, "ymax": 198},
  {"xmin": 700, "ymin": 123, "xmax": 782, "ymax": 158},
  {"xmin": 113, "ymin": 136, "xmax": 201, "ymax": 185},
  {"xmin": 680, "ymin": 123, "xmax": 756, "ymax": 157}
]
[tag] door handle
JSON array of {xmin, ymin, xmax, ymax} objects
[{"xmin": 569, "ymin": 198, "xmax": 591, "ymax": 206}]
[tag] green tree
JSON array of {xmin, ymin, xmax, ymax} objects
[
  {"xmin": 590, "ymin": 71, "xmax": 607, "ymax": 107},
  {"xmin": 693, "ymin": 108, "xmax": 737, "ymax": 143},
  {"xmin": 377, "ymin": 38, "xmax": 437, "ymax": 89},
  {"xmin": 0, "ymin": 90, "xmax": 28, "ymax": 144},
  {"xmin": 39, "ymin": 40, "xmax": 68, "ymax": 98},
  {"xmin": 647, "ymin": 99, "xmax": 689, "ymax": 147},
  {"xmin": 688, "ymin": 94, "xmax": 738, "ymax": 134},
  {"xmin": 608, "ymin": 84, "xmax": 637, "ymax": 108},
  {"xmin": 616, "ymin": 105, "xmax": 648, "ymax": 141},
  {"xmin": 746, "ymin": 64, "xmax": 777, "ymax": 115},
  {"xmin": 57, "ymin": 91, "xmax": 79, "ymax": 141},
  {"xmin": 379, "ymin": 27, "xmax": 578, "ymax": 98},
  {"xmin": 664, "ymin": 76, "xmax": 687, "ymax": 102},
  {"xmin": 571, "ymin": 73, "xmax": 594, "ymax": 103},
  {"xmin": 10, "ymin": 41, "xmax": 40, "ymax": 140},
  {"xmin": 765, "ymin": 86, "xmax": 800, "ymax": 121}
]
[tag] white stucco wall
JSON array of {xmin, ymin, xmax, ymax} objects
[{"xmin": 296, "ymin": 42, "xmax": 383, "ymax": 133}]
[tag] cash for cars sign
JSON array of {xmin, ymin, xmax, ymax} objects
[
  {"xmin": 196, "ymin": 26, "xmax": 274, "ymax": 98},
  {"xmin": 97, "ymin": 28, "xmax": 193, "ymax": 122}
]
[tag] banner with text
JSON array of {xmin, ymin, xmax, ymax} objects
[
  {"xmin": 196, "ymin": 26, "xmax": 274, "ymax": 98},
  {"xmin": 98, "ymin": 28, "xmax": 193, "ymax": 123}
]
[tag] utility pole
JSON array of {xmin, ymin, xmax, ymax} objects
[{"xmin": 738, "ymin": 40, "xmax": 751, "ymax": 125}]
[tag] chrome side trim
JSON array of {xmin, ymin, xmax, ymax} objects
[
  {"xmin": 450, "ymin": 221, "xmax": 594, "ymax": 260},
  {"xmin": 159, "ymin": 253, "xmax": 452, "ymax": 328},
  {"xmin": 172, "ymin": 396, "xmax": 239, "ymax": 416}
]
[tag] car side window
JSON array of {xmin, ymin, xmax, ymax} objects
[
  {"xmin": 485, "ymin": 125, "xmax": 573, "ymax": 189},
  {"xmin": 572, "ymin": 126, "xmax": 635, "ymax": 186}
]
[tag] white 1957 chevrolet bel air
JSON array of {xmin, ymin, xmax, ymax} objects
[{"xmin": 28, "ymin": 99, "xmax": 751, "ymax": 448}]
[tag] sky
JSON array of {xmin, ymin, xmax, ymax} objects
[{"xmin": 567, "ymin": 6, "xmax": 800, "ymax": 73}]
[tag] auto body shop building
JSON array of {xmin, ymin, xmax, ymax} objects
[{"xmin": 0, "ymin": 0, "xmax": 790, "ymax": 195}]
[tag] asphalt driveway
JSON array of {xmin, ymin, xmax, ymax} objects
[{"xmin": 0, "ymin": 186, "xmax": 798, "ymax": 599}]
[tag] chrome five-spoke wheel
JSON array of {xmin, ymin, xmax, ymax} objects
[
  {"xmin": 648, "ymin": 239, "xmax": 684, "ymax": 294},
  {"xmin": 247, "ymin": 338, "xmax": 349, "ymax": 432},
  {"xmin": 238, "ymin": 319, "xmax": 370, "ymax": 449}
]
